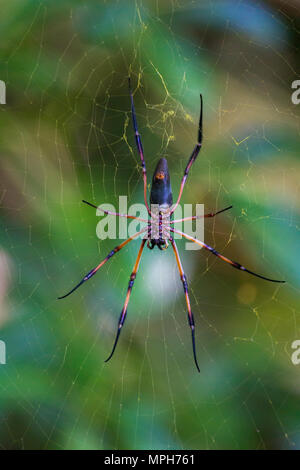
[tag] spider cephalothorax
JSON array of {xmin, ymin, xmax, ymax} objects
[{"xmin": 58, "ymin": 78, "xmax": 285, "ymax": 373}]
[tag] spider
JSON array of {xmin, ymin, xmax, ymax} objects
[{"xmin": 58, "ymin": 78, "xmax": 285, "ymax": 372}]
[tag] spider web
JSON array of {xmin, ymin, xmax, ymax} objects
[{"xmin": 0, "ymin": 0, "xmax": 299, "ymax": 450}]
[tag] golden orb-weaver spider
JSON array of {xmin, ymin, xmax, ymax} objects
[{"xmin": 58, "ymin": 78, "xmax": 285, "ymax": 372}]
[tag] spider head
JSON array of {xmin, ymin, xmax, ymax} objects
[{"xmin": 150, "ymin": 158, "xmax": 173, "ymax": 208}]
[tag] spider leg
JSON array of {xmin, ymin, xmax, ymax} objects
[
  {"xmin": 128, "ymin": 77, "xmax": 151, "ymax": 216},
  {"xmin": 159, "ymin": 240, "xmax": 169, "ymax": 251},
  {"xmin": 170, "ymin": 94, "xmax": 203, "ymax": 216},
  {"xmin": 170, "ymin": 205, "xmax": 233, "ymax": 224},
  {"xmin": 170, "ymin": 237, "xmax": 200, "ymax": 372},
  {"xmin": 105, "ymin": 239, "xmax": 146, "ymax": 362},
  {"xmin": 170, "ymin": 227, "xmax": 285, "ymax": 283},
  {"xmin": 82, "ymin": 200, "xmax": 148, "ymax": 223},
  {"xmin": 58, "ymin": 228, "xmax": 147, "ymax": 299},
  {"xmin": 147, "ymin": 239, "xmax": 155, "ymax": 249}
]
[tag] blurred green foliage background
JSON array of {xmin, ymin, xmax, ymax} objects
[{"xmin": 0, "ymin": 0, "xmax": 299, "ymax": 450}]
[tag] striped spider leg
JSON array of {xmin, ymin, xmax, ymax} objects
[
  {"xmin": 170, "ymin": 237, "xmax": 200, "ymax": 372},
  {"xmin": 169, "ymin": 227, "xmax": 285, "ymax": 283},
  {"xmin": 105, "ymin": 239, "xmax": 146, "ymax": 362},
  {"xmin": 58, "ymin": 226, "xmax": 148, "ymax": 300},
  {"xmin": 129, "ymin": 77, "xmax": 152, "ymax": 217},
  {"xmin": 170, "ymin": 94, "xmax": 203, "ymax": 216}
]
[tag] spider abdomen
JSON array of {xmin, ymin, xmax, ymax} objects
[{"xmin": 150, "ymin": 158, "xmax": 173, "ymax": 207}]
